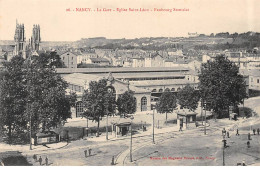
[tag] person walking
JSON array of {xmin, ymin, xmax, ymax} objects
[
  {"xmin": 39, "ymin": 156, "xmax": 42, "ymax": 166},
  {"xmin": 222, "ymin": 128, "xmax": 226, "ymax": 136},
  {"xmin": 45, "ymin": 157, "xmax": 48, "ymax": 166},
  {"xmin": 33, "ymin": 154, "xmax": 37, "ymax": 162},
  {"xmin": 227, "ymin": 131, "xmax": 230, "ymax": 138},
  {"xmin": 253, "ymin": 129, "xmax": 256, "ymax": 135},
  {"xmin": 84, "ymin": 150, "xmax": 88, "ymax": 158},
  {"xmin": 257, "ymin": 128, "xmax": 260, "ymax": 135},
  {"xmin": 248, "ymin": 133, "xmax": 251, "ymax": 140},
  {"xmin": 236, "ymin": 129, "xmax": 239, "ymax": 136}
]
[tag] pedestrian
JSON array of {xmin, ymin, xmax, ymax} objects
[
  {"xmin": 84, "ymin": 150, "xmax": 88, "ymax": 158},
  {"xmin": 248, "ymin": 133, "xmax": 251, "ymax": 140},
  {"xmin": 257, "ymin": 128, "xmax": 260, "ymax": 135},
  {"xmin": 33, "ymin": 154, "xmax": 37, "ymax": 162},
  {"xmin": 222, "ymin": 128, "xmax": 226, "ymax": 136},
  {"xmin": 242, "ymin": 159, "xmax": 246, "ymax": 166},
  {"xmin": 45, "ymin": 157, "xmax": 48, "ymax": 166},
  {"xmin": 227, "ymin": 132, "xmax": 230, "ymax": 138},
  {"xmin": 89, "ymin": 148, "xmax": 92, "ymax": 156},
  {"xmin": 253, "ymin": 129, "xmax": 256, "ymax": 135},
  {"xmin": 236, "ymin": 129, "xmax": 239, "ymax": 136},
  {"xmin": 111, "ymin": 156, "xmax": 115, "ymax": 165},
  {"xmin": 39, "ymin": 156, "xmax": 42, "ymax": 166},
  {"xmin": 247, "ymin": 141, "xmax": 250, "ymax": 148}
]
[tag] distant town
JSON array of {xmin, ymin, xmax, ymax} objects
[{"xmin": 0, "ymin": 20, "xmax": 260, "ymax": 166}]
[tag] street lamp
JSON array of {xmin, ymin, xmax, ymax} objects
[
  {"xmin": 129, "ymin": 115, "xmax": 134, "ymax": 162},
  {"xmin": 222, "ymin": 133, "xmax": 227, "ymax": 166},
  {"xmin": 28, "ymin": 99, "xmax": 32, "ymax": 150},
  {"xmin": 152, "ymin": 105, "xmax": 155, "ymax": 144},
  {"xmin": 204, "ymin": 101, "xmax": 207, "ymax": 135},
  {"xmin": 106, "ymin": 72, "xmax": 115, "ymax": 141}
]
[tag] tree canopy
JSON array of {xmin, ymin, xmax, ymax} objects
[
  {"xmin": 198, "ymin": 55, "xmax": 247, "ymax": 118},
  {"xmin": 0, "ymin": 54, "xmax": 76, "ymax": 144},
  {"xmin": 177, "ymin": 85, "xmax": 200, "ymax": 112},
  {"xmin": 156, "ymin": 91, "xmax": 177, "ymax": 124},
  {"xmin": 82, "ymin": 79, "xmax": 116, "ymax": 134},
  {"xmin": 116, "ymin": 90, "xmax": 136, "ymax": 117}
]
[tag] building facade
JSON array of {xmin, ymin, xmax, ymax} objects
[{"xmin": 60, "ymin": 52, "xmax": 78, "ymax": 68}]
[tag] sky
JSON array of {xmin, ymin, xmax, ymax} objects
[{"xmin": 0, "ymin": 0, "xmax": 259, "ymax": 41}]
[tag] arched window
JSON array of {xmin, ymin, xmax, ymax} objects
[
  {"xmin": 158, "ymin": 88, "xmax": 163, "ymax": 93},
  {"xmin": 165, "ymin": 88, "xmax": 170, "ymax": 92},
  {"xmin": 171, "ymin": 88, "xmax": 175, "ymax": 92},
  {"xmin": 151, "ymin": 89, "xmax": 157, "ymax": 93},
  {"xmin": 177, "ymin": 87, "xmax": 181, "ymax": 91},
  {"xmin": 76, "ymin": 101, "xmax": 84, "ymax": 117},
  {"xmin": 141, "ymin": 97, "xmax": 147, "ymax": 111}
]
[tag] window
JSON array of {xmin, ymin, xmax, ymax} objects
[
  {"xmin": 165, "ymin": 88, "xmax": 170, "ymax": 92},
  {"xmin": 141, "ymin": 97, "xmax": 147, "ymax": 111},
  {"xmin": 151, "ymin": 89, "xmax": 157, "ymax": 93},
  {"xmin": 171, "ymin": 88, "xmax": 175, "ymax": 92},
  {"xmin": 76, "ymin": 101, "xmax": 84, "ymax": 117},
  {"xmin": 257, "ymin": 79, "xmax": 259, "ymax": 84}
]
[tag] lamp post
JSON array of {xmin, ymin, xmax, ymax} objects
[
  {"xmin": 153, "ymin": 105, "xmax": 155, "ymax": 144},
  {"xmin": 222, "ymin": 132, "xmax": 226, "ymax": 166},
  {"xmin": 106, "ymin": 106, "xmax": 109, "ymax": 141},
  {"xmin": 106, "ymin": 72, "xmax": 115, "ymax": 141},
  {"xmin": 129, "ymin": 115, "xmax": 134, "ymax": 162},
  {"xmin": 28, "ymin": 99, "xmax": 32, "ymax": 150},
  {"xmin": 204, "ymin": 101, "xmax": 207, "ymax": 135}
]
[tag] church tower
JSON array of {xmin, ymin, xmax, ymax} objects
[
  {"xmin": 30, "ymin": 24, "xmax": 41, "ymax": 51},
  {"xmin": 14, "ymin": 20, "xmax": 26, "ymax": 58}
]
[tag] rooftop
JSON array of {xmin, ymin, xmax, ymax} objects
[
  {"xmin": 90, "ymin": 58, "xmax": 110, "ymax": 62},
  {"xmin": 130, "ymin": 79, "xmax": 198, "ymax": 87},
  {"xmin": 56, "ymin": 67, "xmax": 190, "ymax": 74}
]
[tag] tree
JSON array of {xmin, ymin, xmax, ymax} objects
[
  {"xmin": 156, "ymin": 91, "xmax": 177, "ymax": 125},
  {"xmin": 26, "ymin": 56, "xmax": 77, "ymax": 132},
  {"xmin": 198, "ymin": 55, "xmax": 247, "ymax": 118},
  {"xmin": 177, "ymin": 85, "xmax": 200, "ymax": 112},
  {"xmin": 35, "ymin": 51, "xmax": 66, "ymax": 68},
  {"xmin": 82, "ymin": 79, "xmax": 116, "ymax": 136},
  {"xmin": 116, "ymin": 90, "xmax": 136, "ymax": 117},
  {"xmin": 0, "ymin": 56, "xmax": 27, "ymax": 143},
  {"xmin": 0, "ymin": 54, "xmax": 76, "ymax": 144}
]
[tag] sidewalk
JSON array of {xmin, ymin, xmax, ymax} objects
[
  {"xmin": 86, "ymin": 124, "xmax": 180, "ymax": 142},
  {"xmin": 0, "ymin": 142, "xmax": 68, "ymax": 155}
]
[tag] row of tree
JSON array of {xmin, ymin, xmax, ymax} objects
[
  {"xmin": 0, "ymin": 54, "xmax": 76, "ymax": 144},
  {"xmin": 157, "ymin": 55, "xmax": 247, "ymax": 120}
]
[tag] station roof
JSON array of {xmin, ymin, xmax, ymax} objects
[
  {"xmin": 63, "ymin": 73, "xmax": 104, "ymax": 87},
  {"xmin": 56, "ymin": 66, "xmax": 190, "ymax": 74},
  {"xmin": 240, "ymin": 69, "xmax": 260, "ymax": 77},
  {"xmin": 130, "ymin": 79, "xmax": 198, "ymax": 87},
  {"xmin": 63, "ymin": 73, "xmax": 150, "ymax": 94},
  {"xmin": 95, "ymin": 72, "xmax": 187, "ymax": 79}
]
